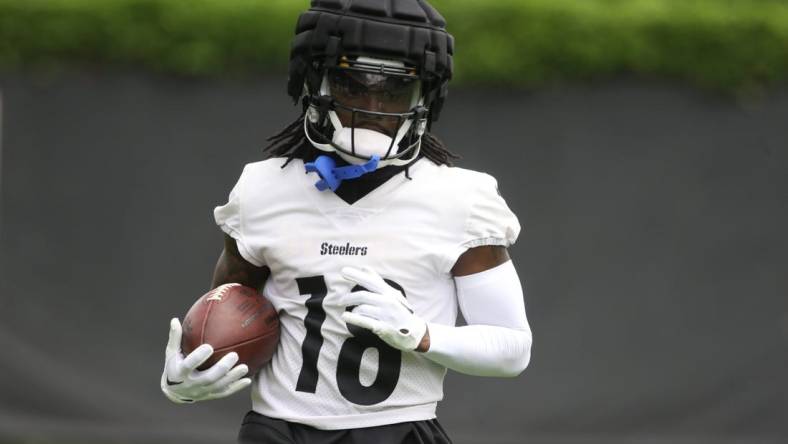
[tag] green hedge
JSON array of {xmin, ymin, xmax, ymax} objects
[{"xmin": 1, "ymin": 0, "xmax": 788, "ymax": 91}]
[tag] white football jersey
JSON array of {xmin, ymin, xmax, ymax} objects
[{"xmin": 214, "ymin": 157, "xmax": 520, "ymax": 429}]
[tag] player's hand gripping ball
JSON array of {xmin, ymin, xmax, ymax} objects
[
  {"xmin": 161, "ymin": 284, "xmax": 280, "ymax": 403},
  {"xmin": 181, "ymin": 283, "xmax": 280, "ymax": 374}
]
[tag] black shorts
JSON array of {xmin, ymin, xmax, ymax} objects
[{"xmin": 238, "ymin": 411, "xmax": 453, "ymax": 444}]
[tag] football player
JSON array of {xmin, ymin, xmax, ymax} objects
[{"xmin": 160, "ymin": 1, "xmax": 532, "ymax": 443}]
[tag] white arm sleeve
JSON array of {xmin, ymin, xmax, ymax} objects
[{"xmin": 422, "ymin": 260, "xmax": 532, "ymax": 377}]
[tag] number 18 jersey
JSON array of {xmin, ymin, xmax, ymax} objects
[{"xmin": 214, "ymin": 158, "xmax": 520, "ymax": 429}]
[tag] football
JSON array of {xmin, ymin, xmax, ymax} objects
[{"xmin": 181, "ymin": 283, "xmax": 279, "ymax": 374}]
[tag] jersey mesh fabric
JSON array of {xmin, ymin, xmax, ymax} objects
[
  {"xmin": 214, "ymin": 158, "xmax": 519, "ymax": 429},
  {"xmin": 213, "ymin": 168, "xmax": 265, "ymax": 266}
]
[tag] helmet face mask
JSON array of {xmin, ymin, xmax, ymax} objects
[{"xmin": 304, "ymin": 56, "xmax": 428, "ymax": 166}]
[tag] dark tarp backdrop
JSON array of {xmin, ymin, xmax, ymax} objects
[{"xmin": 0, "ymin": 73, "xmax": 786, "ymax": 444}]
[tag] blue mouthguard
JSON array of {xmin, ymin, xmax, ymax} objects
[{"xmin": 304, "ymin": 155, "xmax": 380, "ymax": 192}]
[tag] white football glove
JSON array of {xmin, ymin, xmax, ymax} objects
[
  {"xmin": 160, "ymin": 318, "xmax": 251, "ymax": 404},
  {"xmin": 338, "ymin": 266, "xmax": 427, "ymax": 352}
]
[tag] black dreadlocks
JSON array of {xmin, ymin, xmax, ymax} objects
[{"xmin": 261, "ymin": 113, "xmax": 460, "ymax": 169}]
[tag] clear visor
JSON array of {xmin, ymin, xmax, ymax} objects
[
  {"xmin": 327, "ymin": 67, "xmax": 421, "ymax": 137},
  {"xmin": 328, "ymin": 67, "xmax": 420, "ymax": 113}
]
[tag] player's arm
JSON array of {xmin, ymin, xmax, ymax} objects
[
  {"xmin": 211, "ymin": 233, "xmax": 270, "ymax": 291},
  {"xmin": 450, "ymin": 244, "xmax": 511, "ymax": 276},
  {"xmin": 417, "ymin": 245, "xmax": 532, "ymax": 377},
  {"xmin": 339, "ymin": 245, "xmax": 531, "ymax": 378}
]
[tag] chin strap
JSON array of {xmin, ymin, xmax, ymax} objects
[{"xmin": 305, "ymin": 155, "xmax": 380, "ymax": 192}]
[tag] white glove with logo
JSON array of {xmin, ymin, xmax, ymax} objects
[
  {"xmin": 338, "ymin": 266, "xmax": 427, "ymax": 352},
  {"xmin": 160, "ymin": 318, "xmax": 251, "ymax": 403}
]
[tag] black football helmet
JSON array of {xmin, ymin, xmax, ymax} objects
[{"xmin": 288, "ymin": 0, "xmax": 454, "ymax": 167}]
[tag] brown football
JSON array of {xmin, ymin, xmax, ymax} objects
[{"xmin": 181, "ymin": 283, "xmax": 279, "ymax": 374}]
